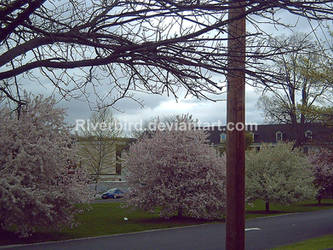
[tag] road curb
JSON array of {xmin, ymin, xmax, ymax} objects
[
  {"xmin": 0, "ymin": 210, "xmax": 323, "ymax": 249},
  {"xmin": 0, "ymin": 222, "xmax": 221, "ymax": 249}
]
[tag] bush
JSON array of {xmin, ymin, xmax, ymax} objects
[
  {"xmin": 246, "ymin": 142, "xmax": 316, "ymax": 212},
  {"xmin": 0, "ymin": 95, "xmax": 91, "ymax": 237},
  {"xmin": 308, "ymin": 148, "xmax": 333, "ymax": 203},
  {"xmin": 123, "ymin": 115, "xmax": 226, "ymax": 219}
]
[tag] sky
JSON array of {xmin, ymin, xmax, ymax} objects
[
  {"xmin": 54, "ymin": 12, "xmax": 332, "ymax": 137},
  {"xmin": 4, "ymin": 5, "xmax": 332, "ymax": 137},
  {"xmin": 59, "ymin": 84, "xmax": 264, "ymax": 136}
]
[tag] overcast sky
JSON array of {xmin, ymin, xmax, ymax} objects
[
  {"xmin": 8, "ymin": 8, "xmax": 331, "ymax": 137},
  {"xmin": 54, "ymin": 14, "xmax": 331, "ymax": 136},
  {"xmin": 59, "ymin": 84, "xmax": 264, "ymax": 136}
]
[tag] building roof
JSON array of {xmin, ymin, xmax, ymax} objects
[{"xmin": 205, "ymin": 123, "xmax": 333, "ymax": 145}]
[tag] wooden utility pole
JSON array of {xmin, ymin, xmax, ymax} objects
[{"xmin": 226, "ymin": 1, "xmax": 246, "ymax": 250}]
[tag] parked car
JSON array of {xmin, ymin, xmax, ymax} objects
[{"xmin": 101, "ymin": 188, "xmax": 125, "ymax": 199}]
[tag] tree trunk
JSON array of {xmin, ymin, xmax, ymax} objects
[
  {"xmin": 317, "ymin": 195, "xmax": 322, "ymax": 205},
  {"xmin": 95, "ymin": 179, "xmax": 99, "ymax": 196},
  {"xmin": 177, "ymin": 207, "xmax": 183, "ymax": 218},
  {"xmin": 265, "ymin": 201, "xmax": 270, "ymax": 212}
]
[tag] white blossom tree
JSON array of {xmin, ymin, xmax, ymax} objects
[
  {"xmin": 245, "ymin": 142, "xmax": 316, "ymax": 212},
  {"xmin": 123, "ymin": 115, "xmax": 226, "ymax": 219},
  {"xmin": 308, "ymin": 148, "xmax": 333, "ymax": 204},
  {"xmin": 0, "ymin": 94, "xmax": 91, "ymax": 237}
]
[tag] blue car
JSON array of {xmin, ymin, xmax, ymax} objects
[{"xmin": 101, "ymin": 188, "xmax": 125, "ymax": 199}]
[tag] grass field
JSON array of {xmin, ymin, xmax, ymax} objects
[
  {"xmin": 1, "ymin": 199, "xmax": 332, "ymax": 246},
  {"xmin": 272, "ymin": 234, "xmax": 333, "ymax": 250},
  {"xmin": 245, "ymin": 199, "xmax": 333, "ymax": 219}
]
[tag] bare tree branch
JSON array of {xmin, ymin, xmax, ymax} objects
[
  {"xmin": 1, "ymin": 0, "xmax": 333, "ymax": 108},
  {"xmin": 0, "ymin": 0, "xmax": 46, "ymax": 42}
]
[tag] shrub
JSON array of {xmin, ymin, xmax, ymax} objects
[
  {"xmin": 0, "ymin": 95, "xmax": 91, "ymax": 237},
  {"xmin": 123, "ymin": 115, "xmax": 226, "ymax": 219},
  {"xmin": 245, "ymin": 142, "xmax": 316, "ymax": 212},
  {"xmin": 308, "ymin": 148, "xmax": 333, "ymax": 203}
]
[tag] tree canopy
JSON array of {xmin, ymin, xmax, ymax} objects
[
  {"xmin": 309, "ymin": 148, "xmax": 333, "ymax": 204},
  {"xmin": 123, "ymin": 115, "xmax": 226, "ymax": 219},
  {"xmin": 0, "ymin": 94, "xmax": 91, "ymax": 237},
  {"xmin": 246, "ymin": 142, "xmax": 316, "ymax": 212},
  {"xmin": 257, "ymin": 34, "xmax": 333, "ymax": 146},
  {"xmin": 1, "ymin": 1, "xmax": 333, "ymax": 108}
]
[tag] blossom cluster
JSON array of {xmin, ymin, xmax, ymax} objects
[
  {"xmin": 0, "ymin": 95, "xmax": 91, "ymax": 237},
  {"xmin": 308, "ymin": 148, "xmax": 333, "ymax": 201},
  {"xmin": 245, "ymin": 142, "xmax": 316, "ymax": 208},
  {"xmin": 123, "ymin": 115, "xmax": 226, "ymax": 219}
]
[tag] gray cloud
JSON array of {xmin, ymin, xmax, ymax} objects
[{"xmin": 7, "ymin": 10, "xmax": 331, "ymax": 135}]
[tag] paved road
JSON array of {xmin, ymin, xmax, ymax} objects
[{"xmin": 2, "ymin": 209, "xmax": 333, "ymax": 250}]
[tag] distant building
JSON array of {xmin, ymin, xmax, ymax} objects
[
  {"xmin": 206, "ymin": 123, "xmax": 333, "ymax": 153},
  {"xmin": 77, "ymin": 136, "xmax": 135, "ymax": 181}
]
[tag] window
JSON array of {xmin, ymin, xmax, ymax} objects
[
  {"xmin": 305, "ymin": 130, "xmax": 312, "ymax": 140},
  {"xmin": 276, "ymin": 131, "xmax": 283, "ymax": 142},
  {"xmin": 220, "ymin": 132, "xmax": 227, "ymax": 143}
]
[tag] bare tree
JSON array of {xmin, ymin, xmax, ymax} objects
[
  {"xmin": 257, "ymin": 34, "xmax": 333, "ymax": 146},
  {"xmin": 1, "ymin": 1, "xmax": 333, "ymax": 109},
  {"xmin": 78, "ymin": 108, "xmax": 122, "ymax": 192}
]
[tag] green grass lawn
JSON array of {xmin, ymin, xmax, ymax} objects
[
  {"xmin": 1, "ymin": 199, "xmax": 332, "ymax": 247},
  {"xmin": 245, "ymin": 199, "xmax": 333, "ymax": 219},
  {"xmin": 0, "ymin": 203, "xmax": 217, "ymax": 246},
  {"xmin": 272, "ymin": 234, "xmax": 333, "ymax": 250}
]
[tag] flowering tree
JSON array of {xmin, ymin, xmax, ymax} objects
[
  {"xmin": 308, "ymin": 148, "xmax": 333, "ymax": 204},
  {"xmin": 0, "ymin": 95, "xmax": 91, "ymax": 237},
  {"xmin": 245, "ymin": 142, "xmax": 316, "ymax": 212},
  {"xmin": 123, "ymin": 116, "xmax": 226, "ymax": 219}
]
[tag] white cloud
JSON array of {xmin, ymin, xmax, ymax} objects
[{"xmin": 112, "ymin": 84, "xmax": 265, "ymax": 136}]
